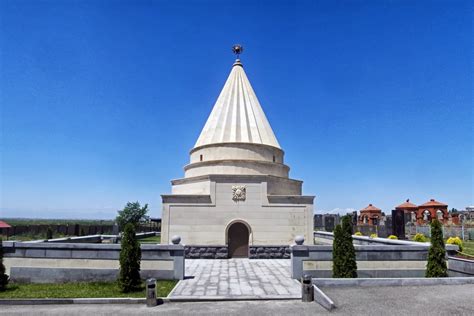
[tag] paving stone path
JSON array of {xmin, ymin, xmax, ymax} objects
[{"xmin": 168, "ymin": 259, "xmax": 301, "ymax": 299}]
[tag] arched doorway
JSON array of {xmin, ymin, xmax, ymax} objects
[{"xmin": 227, "ymin": 222, "xmax": 250, "ymax": 258}]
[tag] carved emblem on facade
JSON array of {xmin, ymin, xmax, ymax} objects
[{"xmin": 232, "ymin": 185, "xmax": 246, "ymax": 201}]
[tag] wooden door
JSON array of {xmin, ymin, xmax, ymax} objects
[{"xmin": 228, "ymin": 222, "xmax": 249, "ymax": 258}]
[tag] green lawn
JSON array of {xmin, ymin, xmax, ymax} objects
[
  {"xmin": 0, "ymin": 280, "xmax": 177, "ymax": 299},
  {"xmin": 138, "ymin": 235, "xmax": 161, "ymax": 244},
  {"xmin": 461, "ymin": 240, "xmax": 474, "ymax": 257}
]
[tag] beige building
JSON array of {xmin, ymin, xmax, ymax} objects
[{"xmin": 161, "ymin": 54, "xmax": 314, "ymax": 258}]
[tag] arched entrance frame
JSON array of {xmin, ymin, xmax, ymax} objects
[{"xmin": 225, "ymin": 219, "xmax": 253, "ymax": 246}]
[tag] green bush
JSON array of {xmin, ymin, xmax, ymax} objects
[
  {"xmin": 0, "ymin": 238, "xmax": 10, "ymax": 291},
  {"xmin": 412, "ymin": 233, "xmax": 427, "ymax": 242},
  {"xmin": 426, "ymin": 219, "xmax": 448, "ymax": 278},
  {"xmin": 118, "ymin": 223, "xmax": 142, "ymax": 292},
  {"xmin": 116, "ymin": 201, "xmax": 149, "ymax": 231},
  {"xmin": 388, "ymin": 235, "xmax": 398, "ymax": 240},
  {"xmin": 332, "ymin": 215, "xmax": 357, "ymax": 278},
  {"xmin": 354, "ymin": 232, "xmax": 363, "ymax": 236},
  {"xmin": 446, "ymin": 237, "xmax": 463, "ymax": 252},
  {"xmin": 370, "ymin": 233, "xmax": 377, "ymax": 238}
]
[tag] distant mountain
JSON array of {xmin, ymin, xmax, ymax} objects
[{"xmin": 315, "ymin": 208, "xmax": 356, "ymax": 215}]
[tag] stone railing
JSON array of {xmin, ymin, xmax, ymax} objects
[
  {"xmin": 447, "ymin": 256, "xmax": 474, "ymax": 277},
  {"xmin": 2, "ymin": 234, "xmax": 183, "ymax": 283},
  {"xmin": 29, "ymin": 231, "xmax": 160, "ymax": 244},
  {"xmin": 292, "ymin": 234, "xmax": 459, "ymax": 279},
  {"xmin": 314, "ymin": 231, "xmax": 458, "ymax": 252}
]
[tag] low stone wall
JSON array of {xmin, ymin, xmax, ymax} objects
[
  {"xmin": 314, "ymin": 231, "xmax": 458, "ymax": 254},
  {"xmin": 448, "ymin": 257, "xmax": 474, "ymax": 277},
  {"xmin": 44, "ymin": 235, "xmax": 104, "ymax": 243},
  {"xmin": 3, "ymin": 240, "xmax": 184, "ymax": 283},
  {"xmin": 292, "ymin": 243, "xmax": 439, "ymax": 279},
  {"xmin": 185, "ymin": 246, "xmax": 228, "ymax": 259},
  {"xmin": 42, "ymin": 232, "xmax": 159, "ymax": 244},
  {"xmin": 291, "ymin": 243, "xmax": 433, "ymax": 279},
  {"xmin": 294, "ymin": 233, "xmax": 462, "ymax": 279},
  {"xmin": 249, "ymin": 246, "xmax": 290, "ymax": 259},
  {"xmin": 184, "ymin": 245, "xmax": 290, "ymax": 259}
]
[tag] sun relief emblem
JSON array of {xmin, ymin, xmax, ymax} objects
[{"xmin": 232, "ymin": 185, "xmax": 246, "ymax": 202}]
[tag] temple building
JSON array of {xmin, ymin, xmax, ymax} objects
[
  {"xmin": 395, "ymin": 199, "xmax": 418, "ymax": 223},
  {"xmin": 161, "ymin": 47, "xmax": 314, "ymax": 258},
  {"xmin": 358, "ymin": 204, "xmax": 382, "ymax": 226},
  {"xmin": 416, "ymin": 199, "xmax": 448, "ymax": 224},
  {"xmin": 393, "ymin": 198, "xmax": 454, "ymax": 225}
]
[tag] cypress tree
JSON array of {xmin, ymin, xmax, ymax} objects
[
  {"xmin": 0, "ymin": 238, "xmax": 9, "ymax": 291},
  {"xmin": 118, "ymin": 223, "xmax": 142, "ymax": 292},
  {"xmin": 332, "ymin": 216, "xmax": 358, "ymax": 278},
  {"xmin": 341, "ymin": 215, "xmax": 358, "ymax": 278},
  {"xmin": 332, "ymin": 224, "xmax": 344, "ymax": 277},
  {"xmin": 425, "ymin": 219, "xmax": 448, "ymax": 277}
]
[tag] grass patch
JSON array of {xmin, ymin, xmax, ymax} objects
[
  {"xmin": 0, "ymin": 280, "xmax": 177, "ymax": 299},
  {"xmin": 461, "ymin": 240, "xmax": 474, "ymax": 256},
  {"xmin": 138, "ymin": 235, "xmax": 161, "ymax": 244}
]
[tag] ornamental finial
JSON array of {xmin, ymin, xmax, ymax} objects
[{"xmin": 232, "ymin": 44, "xmax": 243, "ymax": 59}]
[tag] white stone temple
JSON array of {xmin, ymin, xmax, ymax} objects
[{"xmin": 161, "ymin": 48, "xmax": 314, "ymax": 257}]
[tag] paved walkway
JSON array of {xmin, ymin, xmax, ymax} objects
[
  {"xmin": 168, "ymin": 259, "xmax": 301, "ymax": 299},
  {"xmin": 3, "ymin": 284, "xmax": 474, "ymax": 315}
]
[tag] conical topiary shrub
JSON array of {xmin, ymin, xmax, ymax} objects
[
  {"xmin": 332, "ymin": 215, "xmax": 358, "ymax": 278},
  {"xmin": 118, "ymin": 223, "xmax": 142, "ymax": 292},
  {"xmin": 341, "ymin": 215, "xmax": 358, "ymax": 278},
  {"xmin": 332, "ymin": 224, "xmax": 344, "ymax": 277},
  {"xmin": 0, "ymin": 238, "xmax": 9, "ymax": 291},
  {"xmin": 425, "ymin": 219, "xmax": 448, "ymax": 277}
]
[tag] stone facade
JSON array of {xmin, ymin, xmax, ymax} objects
[{"xmin": 162, "ymin": 174, "xmax": 314, "ymax": 246}]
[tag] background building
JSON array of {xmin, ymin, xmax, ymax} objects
[
  {"xmin": 358, "ymin": 204, "xmax": 382, "ymax": 226},
  {"xmin": 416, "ymin": 199, "xmax": 448, "ymax": 224},
  {"xmin": 395, "ymin": 199, "xmax": 418, "ymax": 224}
]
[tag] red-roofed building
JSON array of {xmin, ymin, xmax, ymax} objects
[
  {"xmin": 416, "ymin": 199, "xmax": 448, "ymax": 224},
  {"xmin": 358, "ymin": 204, "xmax": 382, "ymax": 226},
  {"xmin": 396, "ymin": 199, "xmax": 418, "ymax": 211},
  {"xmin": 0, "ymin": 220, "xmax": 11, "ymax": 237},
  {"xmin": 395, "ymin": 199, "xmax": 418, "ymax": 222}
]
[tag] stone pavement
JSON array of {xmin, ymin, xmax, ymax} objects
[
  {"xmin": 168, "ymin": 259, "xmax": 301, "ymax": 299},
  {"xmin": 2, "ymin": 284, "xmax": 474, "ymax": 315}
]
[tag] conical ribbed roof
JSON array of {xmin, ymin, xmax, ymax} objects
[
  {"xmin": 194, "ymin": 59, "xmax": 281, "ymax": 149},
  {"xmin": 361, "ymin": 204, "xmax": 382, "ymax": 212},
  {"xmin": 396, "ymin": 199, "xmax": 418, "ymax": 209}
]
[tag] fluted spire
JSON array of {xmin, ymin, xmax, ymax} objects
[{"xmin": 194, "ymin": 59, "xmax": 281, "ymax": 149}]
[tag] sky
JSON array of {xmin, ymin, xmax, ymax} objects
[{"xmin": 0, "ymin": 0, "xmax": 472, "ymax": 219}]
